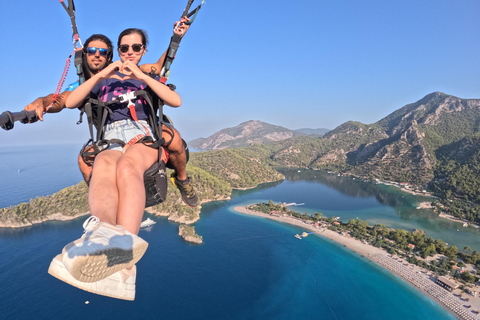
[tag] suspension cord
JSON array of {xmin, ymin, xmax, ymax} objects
[
  {"xmin": 51, "ymin": 0, "xmax": 83, "ymax": 106},
  {"xmin": 160, "ymin": 0, "xmax": 205, "ymax": 83},
  {"xmin": 59, "ymin": 0, "xmax": 82, "ymax": 49}
]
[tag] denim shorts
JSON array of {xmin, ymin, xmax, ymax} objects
[{"xmin": 103, "ymin": 119, "xmax": 155, "ymax": 152}]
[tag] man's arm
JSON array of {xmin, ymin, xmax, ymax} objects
[
  {"xmin": 139, "ymin": 51, "xmax": 167, "ymax": 75},
  {"xmin": 139, "ymin": 17, "xmax": 190, "ymax": 75},
  {"xmin": 23, "ymin": 91, "xmax": 71, "ymax": 122}
]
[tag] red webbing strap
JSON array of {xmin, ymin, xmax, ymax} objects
[
  {"xmin": 161, "ymin": 145, "xmax": 169, "ymax": 163},
  {"xmin": 127, "ymin": 103, "xmax": 151, "ymax": 137},
  {"xmin": 123, "ymin": 134, "xmax": 145, "ymax": 150},
  {"xmin": 123, "ymin": 100, "xmax": 152, "ymax": 152}
]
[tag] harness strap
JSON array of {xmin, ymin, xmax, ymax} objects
[
  {"xmin": 184, "ymin": 0, "xmax": 205, "ymax": 25},
  {"xmin": 79, "ymin": 78, "xmax": 171, "ymax": 165},
  {"xmin": 180, "ymin": 0, "xmax": 205, "ymax": 24},
  {"xmin": 118, "ymin": 91, "xmax": 152, "ymax": 137},
  {"xmin": 74, "ymin": 50, "xmax": 86, "ymax": 85}
]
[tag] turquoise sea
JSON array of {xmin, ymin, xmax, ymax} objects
[{"xmin": 0, "ymin": 144, "xmax": 467, "ymax": 319}]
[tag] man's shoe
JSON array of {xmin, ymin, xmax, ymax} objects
[
  {"xmin": 62, "ymin": 216, "xmax": 148, "ymax": 283},
  {"xmin": 171, "ymin": 173, "xmax": 199, "ymax": 207},
  {"xmin": 48, "ymin": 254, "xmax": 136, "ymax": 301}
]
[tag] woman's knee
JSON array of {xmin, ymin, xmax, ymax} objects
[
  {"xmin": 116, "ymin": 157, "xmax": 140, "ymax": 180},
  {"xmin": 92, "ymin": 152, "xmax": 120, "ymax": 175}
]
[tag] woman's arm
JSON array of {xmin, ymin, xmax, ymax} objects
[
  {"xmin": 66, "ymin": 61, "xmax": 122, "ymax": 109},
  {"xmin": 125, "ymin": 61, "xmax": 182, "ymax": 108}
]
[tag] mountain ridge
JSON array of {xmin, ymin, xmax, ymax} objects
[
  {"xmin": 189, "ymin": 92, "xmax": 480, "ymax": 188},
  {"xmin": 189, "ymin": 120, "xmax": 329, "ymax": 150}
]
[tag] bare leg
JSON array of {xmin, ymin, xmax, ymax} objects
[
  {"xmin": 78, "ymin": 145, "xmax": 96, "ymax": 184},
  {"xmin": 115, "ymin": 143, "xmax": 158, "ymax": 235},
  {"xmin": 88, "ymin": 150, "xmax": 122, "ymax": 226},
  {"xmin": 78, "ymin": 154, "xmax": 92, "ymax": 183},
  {"xmin": 162, "ymin": 125, "xmax": 187, "ymax": 180}
]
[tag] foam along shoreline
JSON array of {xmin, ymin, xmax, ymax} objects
[{"xmin": 234, "ymin": 206, "xmax": 480, "ymax": 320}]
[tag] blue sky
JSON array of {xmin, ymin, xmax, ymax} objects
[{"xmin": 1, "ymin": 0, "xmax": 479, "ymax": 146}]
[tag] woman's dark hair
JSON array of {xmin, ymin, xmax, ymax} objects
[{"xmin": 117, "ymin": 28, "xmax": 149, "ymax": 48}]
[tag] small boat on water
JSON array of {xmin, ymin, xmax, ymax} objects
[
  {"xmin": 463, "ymin": 222, "xmax": 469, "ymax": 227},
  {"xmin": 295, "ymin": 234, "xmax": 302, "ymax": 239},
  {"xmin": 284, "ymin": 202, "xmax": 305, "ymax": 206},
  {"xmin": 301, "ymin": 232, "xmax": 309, "ymax": 238},
  {"xmin": 140, "ymin": 218, "xmax": 156, "ymax": 228}
]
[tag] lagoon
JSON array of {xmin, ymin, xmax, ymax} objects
[{"xmin": 273, "ymin": 168, "xmax": 480, "ymax": 252}]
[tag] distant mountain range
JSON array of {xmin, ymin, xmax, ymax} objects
[
  {"xmin": 189, "ymin": 120, "xmax": 330, "ymax": 150},
  {"xmin": 192, "ymin": 92, "xmax": 480, "ymax": 188}
]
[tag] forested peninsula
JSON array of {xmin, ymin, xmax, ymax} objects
[{"xmin": 0, "ymin": 145, "xmax": 284, "ymax": 228}]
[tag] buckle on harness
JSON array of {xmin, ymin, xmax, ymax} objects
[{"xmin": 118, "ymin": 92, "xmax": 137, "ymax": 104}]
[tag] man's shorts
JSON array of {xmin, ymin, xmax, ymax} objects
[{"xmin": 103, "ymin": 119, "xmax": 155, "ymax": 152}]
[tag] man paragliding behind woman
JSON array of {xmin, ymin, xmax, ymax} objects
[{"xmin": 48, "ymin": 28, "xmax": 182, "ymax": 301}]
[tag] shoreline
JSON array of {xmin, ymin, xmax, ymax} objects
[
  {"xmin": 234, "ymin": 205, "xmax": 480, "ymax": 320},
  {"xmin": 439, "ymin": 213, "xmax": 480, "ymax": 230},
  {"xmin": 0, "ymin": 211, "xmax": 89, "ymax": 229}
]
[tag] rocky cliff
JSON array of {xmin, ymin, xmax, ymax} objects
[{"xmin": 272, "ymin": 92, "xmax": 480, "ymax": 184}]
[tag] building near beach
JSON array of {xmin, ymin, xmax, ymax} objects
[{"xmin": 436, "ymin": 276, "xmax": 459, "ymax": 292}]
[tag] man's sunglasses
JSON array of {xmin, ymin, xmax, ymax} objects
[
  {"xmin": 119, "ymin": 44, "xmax": 145, "ymax": 53},
  {"xmin": 86, "ymin": 47, "xmax": 110, "ymax": 57}
]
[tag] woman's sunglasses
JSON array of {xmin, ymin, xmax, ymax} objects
[
  {"xmin": 119, "ymin": 44, "xmax": 145, "ymax": 53},
  {"xmin": 86, "ymin": 47, "xmax": 110, "ymax": 57}
]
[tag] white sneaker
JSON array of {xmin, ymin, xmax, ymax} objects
[
  {"xmin": 62, "ymin": 216, "xmax": 148, "ymax": 282},
  {"xmin": 48, "ymin": 254, "xmax": 136, "ymax": 301}
]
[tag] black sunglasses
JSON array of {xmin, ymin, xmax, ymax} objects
[
  {"xmin": 119, "ymin": 44, "xmax": 145, "ymax": 53},
  {"xmin": 86, "ymin": 47, "xmax": 110, "ymax": 57}
]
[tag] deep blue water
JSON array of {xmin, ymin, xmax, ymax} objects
[
  {"xmin": 0, "ymin": 145, "xmax": 459, "ymax": 319},
  {"xmin": 0, "ymin": 144, "xmax": 83, "ymax": 208}
]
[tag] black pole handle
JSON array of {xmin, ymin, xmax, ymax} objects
[{"xmin": 0, "ymin": 110, "xmax": 38, "ymax": 131}]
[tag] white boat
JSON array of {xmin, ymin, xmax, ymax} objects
[{"xmin": 140, "ymin": 218, "xmax": 156, "ymax": 228}]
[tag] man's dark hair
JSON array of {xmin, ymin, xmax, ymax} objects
[
  {"xmin": 84, "ymin": 34, "xmax": 114, "ymax": 59},
  {"xmin": 82, "ymin": 34, "xmax": 114, "ymax": 79}
]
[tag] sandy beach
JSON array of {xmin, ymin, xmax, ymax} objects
[
  {"xmin": 234, "ymin": 205, "xmax": 480, "ymax": 320},
  {"xmin": 417, "ymin": 201, "xmax": 434, "ymax": 209}
]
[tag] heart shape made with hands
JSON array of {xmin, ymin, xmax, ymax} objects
[{"xmin": 118, "ymin": 62, "xmax": 133, "ymax": 76}]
